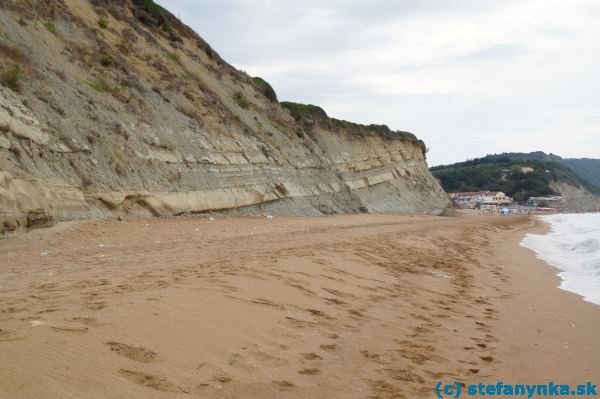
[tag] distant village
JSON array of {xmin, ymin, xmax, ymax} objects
[{"xmin": 449, "ymin": 191, "xmax": 565, "ymax": 214}]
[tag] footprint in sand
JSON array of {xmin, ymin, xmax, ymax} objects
[
  {"xmin": 227, "ymin": 353, "xmax": 256, "ymax": 373},
  {"xmin": 349, "ymin": 309, "xmax": 366, "ymax": 318},
  {"xmin": 86, "ymin": 301, "xmax": 107, "ymax": 310},
  {"xmin": 251, "ymin": 351, "xmax": 289, "ymax": 367},
  {"xmin": 298, "ymin": 368, "xmax": 321, "ymax": 375},
  {"xmin": 106, "ymin": 341, "xmax": 158, "ymax": 363},
  {"xmin": 287, "ymin": 283, "xmax": 316, "ymax": 295},
  {"xmin": 322, "ymin": 297, "xmax": 346, "ymax": 305},
  {"xmin": 213, "ymin": 372, "xmax": 233, "ymax": 383},
  {"xmin": 367, "ymin": 295, "xmax": 386, "ymax": 303},
  {"xmin": 301, "ymin": 352, "xmax": 322, "ymax": 360},
  {"xmin": 52, "ymin": 326, "xmax": 88, "ymax": 333},
  {"xmin": 319, "ymin": 344, "xmax": 337, "ymax": 351},
  {"xmin": 119, "ymin": 369, "xmax": 179, "ymax": 392},
  {"xmin": 385, "ymin": 369, "xmax": 425, "ymax": 383},
  {"xmin": 306, "ymin": 308, "xmax": 333, "ymax": 319},
  {"xmin": 36, "ymin": 308, "xmax": 63, "ymax": 314},
  {"xmin": 321, "ymin": 288, "xmax": 355, "ymax": 299},
  {"xmin": 0, "ymin": 328, "xmax": 20, "ymax": 342},
  {"xmin": 396, "ymin": 350, "xmax": 430, "ymax": 365},
  {"xmin": 360, "ymin": 349, "xmax": 381, "ymax": 361},
  {"xmin": 272, "ymin": 380, "xmax": 294, "ymax": 391}
]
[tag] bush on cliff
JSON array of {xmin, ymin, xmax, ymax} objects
[
  {"xmin": 1, "ymin": 63, "xmax": 22, "ymax": 93},
  {"xmin": 252, "ymin": 76, "xmax": 278, "ymax": 102}
]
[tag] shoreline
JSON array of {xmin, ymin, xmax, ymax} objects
[
  {"xmin": 0, "ymin": 214, "xmax": 598, "ymax": 398},
  {"xmin": 479, "ymin": 216, "xmax": 600, "ymax": 384}
]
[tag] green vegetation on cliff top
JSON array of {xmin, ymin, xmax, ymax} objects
[
  {"xmin": 251, "ymin": 76, "xmax": 278, "ymax": 102},
  {"xmin": 280, "ymin": 101, "xmax": 425, "ymax": 152}
]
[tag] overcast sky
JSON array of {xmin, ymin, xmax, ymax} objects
[{"xmin": 158, "ymin": 0, "xmax": 600, "ymax": 165}]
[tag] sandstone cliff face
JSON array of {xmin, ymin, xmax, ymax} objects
[
  {"xmin": 550, "ymin": 181, "xmax": 600, "ymax": 213},
  {"xmin": 0, "ymin": 0, "xmax": 452, "ymax": 235}
]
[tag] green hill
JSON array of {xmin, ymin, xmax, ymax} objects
[
  {"xmin": 559, "ymin": 158, "xmax": 600, "ymax": 187},
  {"xmin": 431, "ymin": 153, "xmax": 600, "ymax": 203}
]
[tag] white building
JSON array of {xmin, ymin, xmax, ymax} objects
[
  {"xmin": 526, "ymin": 196, "xmax": 565, "ymax": 208},
  {"xmin": 451, "ymin": 191, "xmax": 512, "ymax": 210}
]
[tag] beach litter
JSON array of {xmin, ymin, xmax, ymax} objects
[
  {"xmin": 30, "ymin": 320, "xmax": 45, "ymax": 327},
  {"xmin": 40, "ymin": 252, "xmax": 49, "ymax": 256},
  {"xmin": 431, "ymin": 271, "xmax": 454, "ymax": 280},
  {"xmin": 266, "ymin": 214, "xmax": 273, "ymax": 221}
]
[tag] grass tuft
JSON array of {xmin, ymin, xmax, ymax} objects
[
  {"xmin": 167, "ymin": 52, "xmax": 179, "ymax": 62},
  {"xmin": 43, "ymin": 21, "xmax": 57, "ymax": 35},
  {"xmin": 142, "ymin": 0, "xmax": 173, "ymax": 33},
  {"xmin": 1, "ymin": 63, "xmax": 22, "ymax": 93},
  {"xmin": 100, "ymin": 53, "xmax": 113, "ymax": 67},
  {"xmin": 86, "ymin": 79, "xmax": 106, "ymax": 92},
  {"xmin": 97, "ymin": 17, "xmax": 108, "ymax": 29},
  {"xmin": 233, "ymin": 92, "xmax": 250, "ymax": 109}
]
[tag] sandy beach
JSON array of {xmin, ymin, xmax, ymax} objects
[{"xmin": 0, "ymin": 214, "xmax": 598, "ymax": 398}]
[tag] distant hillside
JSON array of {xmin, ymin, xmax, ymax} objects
[
  {"xmin": 559, "ymin": 158, "xmax": 600, "ymax": 187},
  {"xmin": 431, "ymin": 153, "xmax": 600, "ymax": 211},
  {"xmin": 470, "ymin": 152, "xmax": 600, "ymax": 187},
  {"xmin": 473, "ymin": 151, "xmax": 563, "ymax": 162}
]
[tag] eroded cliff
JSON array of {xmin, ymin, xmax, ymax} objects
[{"xmin": 0, "ymin": 0, "xmax": 453, "ymax": 235}]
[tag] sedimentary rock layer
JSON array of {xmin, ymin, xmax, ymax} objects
[{"xmin": 0, "ymin": 0, "xmax": 452, "ymax": 234}]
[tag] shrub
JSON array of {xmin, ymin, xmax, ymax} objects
[
  {"xmin": 0, "ymin": 63, "xmax": 22, "ymax": 93},
  {"xmin": 142, "ymin": 0, "xmax": 173, "ymax": 33},
  {"xmin": 252, "ymin": 76, "xmax": 278, "ymax": 102},
  {"xmin": 233, "ymin": 92, "xmax": 250, "ymax": 109},
  {"xmin": 43, "ymin": 21, "xmax": 57, "ymax": 35},
  {"xmin": 280, "ymin": 101, "xmax": 326, "ymax": 121},
  {"xmin": 167, "ymin": 52, "xmax": 179, "ymax": 62},
  {"xmin": 295, "ymin": 129, "xmax": 305, "ymax": 139},
  {"xmin": 100, "ymin": 53, "xmax": 113, "ymax": 66},
  {"xmin": 86, "ymin": 79, "xmax": 106, "ymax": 92},
  {"xmin": 184, "ymin": 72, "xmax": 199, "ymax": 81},
  {"xmin": 97, "ymin": 17, "xmax": 108, "ymax": 29}
]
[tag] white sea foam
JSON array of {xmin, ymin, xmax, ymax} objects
[{"xmin": 521, "ymin": 213, "xmax": 600, "ymax": 305}]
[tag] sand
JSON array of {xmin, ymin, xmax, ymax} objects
[{"xmin": 0, "ymin": 214, "xmax": 598, "ymax": 398}]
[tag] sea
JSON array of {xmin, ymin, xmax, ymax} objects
[{"xmin": 521, "ymin": 213, "xmax": 600, "ymax": 305}]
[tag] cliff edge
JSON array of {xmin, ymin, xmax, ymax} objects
[{"xmin": 0, "ymin": 0, "xmax": 453, "ymax": 235}]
